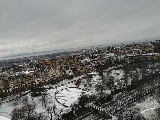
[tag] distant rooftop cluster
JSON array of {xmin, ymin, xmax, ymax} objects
[{"xmin": 0, "ymin": 40, "xmax": 160, "ymax": 93}]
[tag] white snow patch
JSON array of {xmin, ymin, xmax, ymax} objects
[
  {"xmin": 0, "ymin": 116, "xmax": 10, "ymax": 120},
  {"xmin": 136, "ymin": 97, "xmax": 160, "ymax": 120}
]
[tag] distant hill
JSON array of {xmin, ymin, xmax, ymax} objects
[{"xmin": 1, "ymin": 37, "xmax": 160, "ymax": 61}]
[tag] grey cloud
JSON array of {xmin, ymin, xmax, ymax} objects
[{"xmin": 0, "ymin": 0, "xmax": 160, "ymax": 58}]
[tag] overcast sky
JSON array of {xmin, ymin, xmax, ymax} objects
[{"xmin": 0, "ymin": 0, "xmax": 160, "ymax": 59}]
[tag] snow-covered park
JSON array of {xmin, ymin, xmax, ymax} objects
[
  {"xmin": 0, "ymin": 73, "xmax": 100, "ymax": 119},
  {"xmin": 0, "ymin": 66, "xmax": 160, "ymax": 120}
]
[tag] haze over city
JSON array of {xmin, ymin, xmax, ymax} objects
[{"xmin": 0, "ymin": 0, "xmax": 160, "ymax": 59}]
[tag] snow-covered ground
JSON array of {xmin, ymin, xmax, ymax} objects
[
  {"xmin": 0, "ymin": 116, "xmax": 10, "ymax": 120},
  {"xmin": 0, "ymin": 67, "xmax": 120, "ymax": 119},
  {"xmin": 0, "ymin": 73, "xmax": 101, "ymax": 119},
  {"xmin": 109, "ymin": 69, "xmax": 124, "ymax": 80},
  {"xmin": 136, "ymin": 97, "xmax": 160, "ymax": 120},
  {"xmin": 1, "ymin": 66, "xmax": 159, "ymax": 120}
]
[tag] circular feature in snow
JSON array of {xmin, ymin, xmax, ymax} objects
[{"xmin": 55, "ymin": 87, "xmax": 82, "ymax": 107}]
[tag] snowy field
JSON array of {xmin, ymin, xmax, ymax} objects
[
  {"xmin": 136, "ymin": 97, "xmax": 160, "ymax": 120},
  {"xmin": 0, "ymin": 73, "xmax": 100, "ymax": 119}
]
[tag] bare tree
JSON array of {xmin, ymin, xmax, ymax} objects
[
  {"xmin": 58, "ymin": 108, "xmax": 63, "ymax": 119},
  {"xmin": 122, "ymin": 105, "xmax": 145, "ymax": 120},
  {"xmin": 141, "ymin": 64, "xmax": 147, "ymax": 79},
  {"xmin": 46, "ymin": 103, "xmax": 57, "ymax": 120},
  {"xmin": 40, "ymin": 91, "xmax": 48, "ymax": 108},
  {"xmin": 22, "ymin": 103, "xmax": 36, "ymax": 120},
  {"xmin": 11, "ymin": 108, "xmax": 25, "ymax": 120},
  {"xmin": 35, "ymin": 112, "xmax": 47, "ymax": 120},
  {"xmin": 21, "ymin": 96, "xmax": 29, "ymax": 105},
  {"xmin": 95, "ymin": 80, "xmax": 106, "ymax": 95},
  {"xmin": 156, "ymin": 107, "xmax": 160, "ymax": 119},
  {"xmin": 11, "ymin": 103, "xmax": 46, "ymax": 120}
]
